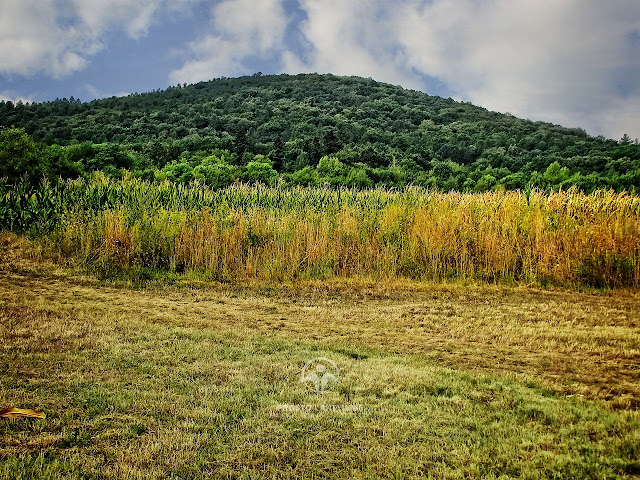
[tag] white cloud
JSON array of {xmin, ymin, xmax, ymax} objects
[
  {"xmin": 69, "ymin": 0, "xmax": 160, "ymax": 39},
  {"xmin": 85, "ymin": 84, "xmax": 130, "ymax": 100},
  {"xmin": 0, "ymin": 0, "xmax": 189, "ymax": 78},
  {"xmin": 169, "ymin": 0, "xmax": 288, "ymax": 84},
  {"xmin": 281, "ymin": 0, "xmax": 422, "ymax": 89},
  {"xmin": 0, "ymin": 90, "xmax": 35, "ymax": 105},
  {"xmin": 279, "ymin": 0, "xmax": 640, "ymax": 138},
  {"xmin": 0, "ymin": 1, "xmax": 85, "ymax": 77},
  {"xmin": 390, "ymin": 0, "xmax": 640, "ymax": 138}
]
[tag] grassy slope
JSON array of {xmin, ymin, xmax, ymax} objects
[{"xmin": 1, "ymin": 235, "xmax": 639, "ymax": 479}]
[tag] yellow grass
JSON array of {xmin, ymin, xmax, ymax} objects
[{"xmin": 45, "ymin": 181, "xmax": 640, "ymax": 288}]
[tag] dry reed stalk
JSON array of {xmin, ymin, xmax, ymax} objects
[{"xmin": 42, "ymin": 180, "xmax": 640, "ymax": 287}]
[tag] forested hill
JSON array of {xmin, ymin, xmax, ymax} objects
[{"xmin": 1, "ymin": 73, "xmax": 639, "ymax": 192}]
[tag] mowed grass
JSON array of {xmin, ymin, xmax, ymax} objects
[{"xmin": 1, "ymin": 237, "xmax": 640, "ymax": 479}]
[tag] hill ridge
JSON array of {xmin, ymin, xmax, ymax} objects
[{"xmin": 1, "ymin": 73, "xmax": 639, "ymax": 192}]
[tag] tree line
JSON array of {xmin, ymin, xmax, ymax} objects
[{"xmin": 1, "ymin": 73, "xmax": 639, "ymax": 192}]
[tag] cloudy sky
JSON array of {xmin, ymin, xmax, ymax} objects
[{"xmin": 1, "ymin": 0, "xmax": 638, "ymax": 140}]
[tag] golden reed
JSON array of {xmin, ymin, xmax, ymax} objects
[{"xmin": 53, "ymin": 179, "xmax": 640, "ymax": 287}]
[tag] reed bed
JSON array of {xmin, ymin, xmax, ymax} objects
[{"xmin": 3, "ymin": 175, "xmax": 640, "ymax": 287}]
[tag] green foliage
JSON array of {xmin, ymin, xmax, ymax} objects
[
  {"xmin": 474, "ymin": 173, "xmax": 497, "ymax": 192},
  {"xmin": 192, "ymin": 155, "xmax": 235, "ymax": 188},
  {"xmin": 0, "ymin": 74, "xmax": 639, "ymax": 192},
  {"xmin": 86, "ymin": 143, "xmax": 133, "ymax": 171},
  {"xmin": 0, "ymin": 127, "xmax": 45, "ymax": 185},
  {"xmin": 45, "ymin": 144, "xmax": 84, "ymax": 179},
  {"xmin": 0, "ymin": 178, "xmax": 62, "ymax": 234},
  {"xmin": 543, "ymin": 161, "xmax": 570, "ymax": 190},
  {"xmin": 285, "ymin": 165, "xmax": 320, "ymax": 186},
  {"xmin": 346, "ymin": 167, "xmax": 373, "ymax": 188},
  {"xmin": 244, "ymin": 159, "xmax": 278, "ymax": 185},
  {"xmin": 317, "ymin": 155, "xmax": 347, "ymax": 185},
  {"xmin": 160, "ymin": 162, "xmax": 194, "ymax": 183}
]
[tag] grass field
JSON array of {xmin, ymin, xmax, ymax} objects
[{"xmin": 1, "ymin": 234, "xmax": 639, "ymax": 479}]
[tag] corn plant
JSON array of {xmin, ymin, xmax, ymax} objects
[{"xmin": 3, "ymin": 176, "xmax": 640, "ymax": 287}]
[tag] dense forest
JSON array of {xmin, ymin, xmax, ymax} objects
[{"xmin": 1, "ymin": 73, "xmax": 639, "ymax": 192}]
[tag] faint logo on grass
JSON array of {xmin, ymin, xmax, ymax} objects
[
  {"xmin": 301, "ymin": 357, "xmax": 339, "ymax": 395},
  {"xmin": 270, "ymin": 356, "xmax": 363, "ymax": 417}
]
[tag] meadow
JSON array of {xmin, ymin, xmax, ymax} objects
[
  {"xmin": 0, "ymin": 235, "xmax": 639, "ymax": 479},
  {"xmin": 1, "ymin": 178, "xmax": 640, "ymax": 478}
]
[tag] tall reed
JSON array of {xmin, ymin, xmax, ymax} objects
[{"xmin": 5, "ymin": 175, "xmax": 639, "ymax": 287}]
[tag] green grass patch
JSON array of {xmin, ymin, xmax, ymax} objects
[
  {"xmin": 2, "ymin": 330, "xmax": 639, "ymax": 479},
  {"xmin": 1, "ymin": 263, "xmax": 639, "ymax": 478}
]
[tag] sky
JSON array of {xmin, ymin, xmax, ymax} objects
[{"xmin": 0, "ymin": 0, "xmax": 639, "ymax": 141}]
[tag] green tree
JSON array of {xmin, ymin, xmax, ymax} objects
[
  {"xmin": 244, "ymin": 160, "xmax": 278, "ymax": 185},
  {"xmin": 346, "ymin": 167, "xmax": 373, "ymax": 188},
  {"xmin": 192, "ymin": 155, "xmax": 235, "ymax": 188},
  {"xmin": 474, "ymin": 174, "xmax": 497, "ymax": 192},
  {"xmin": 45, "ymin": 144, "xmax": 83, "ymax": 179},
  {"xmin": 317, "ymin": 155, "xmax": 347, "ymax": 185},
  {"xmin": 161, "ymin": 162, "xmax": 194, "ymax": 183},
  {"xmin": 286, "ymin": 166, "xmax": 320, "ymax": 186},
  {"xmin": 620, "ymin": 133, "xmax": 632, "ymax": 145},
  {"xmin": 0, "ymin": 127, "xmax": 45, "ymax": 184},
  {"xmin": 543, "ymin": 161, "xmax": 570, "ymax": 190},
  {"xmin": 85, "ymin": 143, "xmax": 133, "ymax": 171}
]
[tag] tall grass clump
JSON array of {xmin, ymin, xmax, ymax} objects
[{"xmin": 4, "ymin": 175, "xmax": 640, "ymax": 287}]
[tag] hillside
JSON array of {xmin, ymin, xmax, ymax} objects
[{"xmin": 1, "ymin": 73, "xmax": 639, "ymax": 191}]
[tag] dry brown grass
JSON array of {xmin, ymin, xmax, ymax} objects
[
  {"xmin": 1, "ymin": 235, "xmax": 640, "ymax": 478},
  {"xmin": 4, "ymin": 273, "xmax": 640, "ymax": 407},
  {"xmin": 2, "ymin": 233, "xmax": 639, "ymax": 408},
  {"xmin": 39, "ymin": 178, "xmax": 640, "ymax": 287}
]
